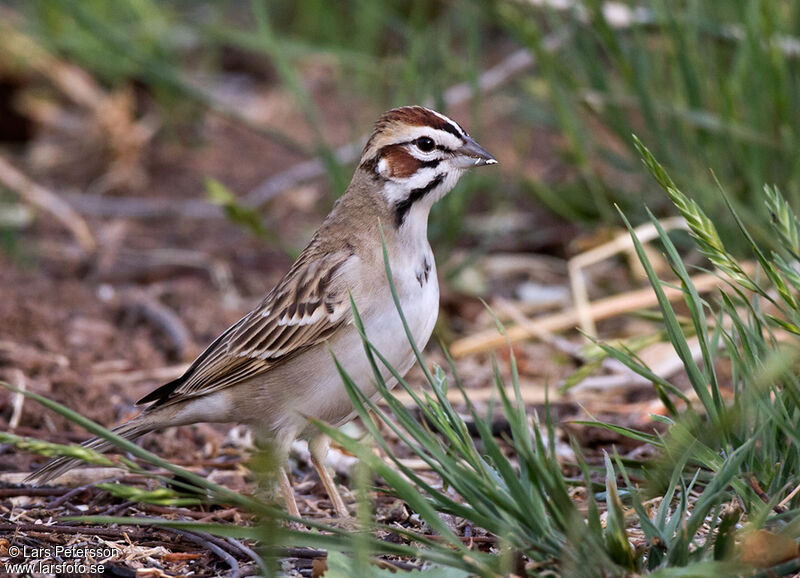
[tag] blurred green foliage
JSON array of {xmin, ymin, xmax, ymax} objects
[
  {"xmin": 7, "ymin": 0, "xmax": 800, "ymax": 246},
  {"xmin": 500, "ymin": 1, "xmax": 800, "ymax": 241}
]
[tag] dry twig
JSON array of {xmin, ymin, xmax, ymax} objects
[
  {"xmin": 7, "ymin": 369, "xmax": 26, "ymax": 430},
  {"xmin": 0, "ymin": 154, "xmax": 96, "ymax": 252},
  {"xmin": 165, "ymin": 528, "xmax": 241, "ymax": 578},
  {"xmin": 389, "ymin": 383, "xmax": 554, "ymax": 406},
  {"xmin": 118, "ymin": 289, "xmax": 193, "ymax": 360},
  {"xmin": 568, "ymin": 217, "xmax": 687, "ymax": 337},
  {"xmin": 450, "ymin": 265, "xmax": 755, "ymax": 357}
]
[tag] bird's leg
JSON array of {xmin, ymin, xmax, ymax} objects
[
  {"xmin": 309, "ymin": 434, "xmax": 349, "ymax": 518},
  {"xmin": 279, "ymin": 467, "xmax": 300, "ymax": 518},
  {"xmin": 252, "ymin": 431, "xmax": 301, "ymax": 518}
]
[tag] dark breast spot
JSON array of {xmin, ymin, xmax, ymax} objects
[{"xmin": 416, "ymin": 256, "xmax": 432, "ymax": 287}]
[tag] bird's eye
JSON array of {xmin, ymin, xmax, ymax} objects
[{"xmin": 415, "ymin": 137, "xmax": 435, "ymax": 152}]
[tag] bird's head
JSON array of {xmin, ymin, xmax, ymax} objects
[{"xmin": 358, "ymin": 106, "xmax": 497, "ymax": 228}]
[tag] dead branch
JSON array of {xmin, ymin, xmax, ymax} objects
[
  {"xmin": 281, "ymin": 547, "xmax": 327, "ymax": 559},
  {"xmin": 244, "ymin": 43, "xmax": 563, "ymax": 209},
  {"xmin": 567, "ymin": 337, "xmax": 704, "ymax": 392},
  {"xmin": 450, "ymin": 266, "xmax": 755, "ymax": 357},
  {"xmin": 164, "ymin": 528, "xmax": 240, "ymax": 578},
  {"xmin": 0, "ymin": 154, "xmax": 96, "ymax": 252},
  {"xmin": 747, "ymin": 475, "xmax": 786, "ymax": 514},
  {"xmin": 7, "ymin": 368, "xmax": 26, "ymax": 430},
  {"xmin": 0, "ymin": 21, "xmax": 105, "ymax": 111},
  {"xmin": 118, "ymin": 289, "xmax": 193, "ymax": 360},
  {"xmin": 493, "ymin": 297, "xmax": 581, "ymax": 359},
  {"xmin": 47, "ymin": 484, "xmax": 96, "ymax": 508},
  {"xmin": 568, "ymin": 217, "xmax": 688, "ymax": 337},
  {"xmin": 778, "ymin": 482, "xmax": 800, "ymax": 510},
  {"xmin": 3, "ymin": 467, "xmax": 128, "ymax": 487},
  {"xmin": 0, "ymin": 340, "xmax": 70, "ymax": 370},
  {"xmin": 61, "ymin": 193, "xmax": 220, "ymax": 219},
  {"xmin": 0, "ymin": 521, "xmax": 151, "ymax": 540},
  {"xmin": 0, "ymin": 487, "xmax": 69, "ymax": 498},
  {"xmin": 388, "ymin": 383, "xmax": 555, "ymax": 406},
  {"xmin": 226, "ymin": 537, "xmax": 267, "ymax": 575},
  {"xmin": 243, "ymin": 43, "xmax": 559, "ymax": 207},
  {"xmin": 143, "ymin": 504, "xmax": 229, "ymax": 520}
]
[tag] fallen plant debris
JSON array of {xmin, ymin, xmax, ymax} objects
[{"xmin": 2, "ymin": 1, "xmax": 800, "ymax": 576}]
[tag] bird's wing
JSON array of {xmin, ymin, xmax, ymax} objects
[{"xmin": 137, "ymin": 248, "xmax": 357, "ymax": 407}]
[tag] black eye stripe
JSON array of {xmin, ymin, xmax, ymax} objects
[{"xmin": 419, "ymin": 159, "xmax": 440, "ymax": 169}]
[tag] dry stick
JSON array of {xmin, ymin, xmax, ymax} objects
[
  {"xmin": 569, "ymin": 337, "xmax": 704, "ymax": 391},
  {"xmin": 493, "ymin": 297, "xmax": 582, "ymax": 359},
  {"xmin": 747, "ymin": 475, "xmax": 786, "ymax": 514},
  {"xmin": 1, "ymin": 7, "xmax": 306, "ymax": 162},
  {"xmin": 0, "ymin": 155, "xmax": 96, "ymax": 252},
  {"xmin": 244, "ymin": 44, "xmax": 549, "ymax": 207},
  {"xmin": 0, "ymin": 521, "xmax": 151, "ymax": 540},
  {"xmin": 0, "ymin": 487, "xmax": 68, "ymax": 498},
  {"xmin": 164, "ymin": 528, "xmax": 240, "ymax": 578},
  {"xmin": 7, "ymin": 369, "xmax": 26, "ymax": 430},
  {"xmin": 89, "ymin": 364, "xmax": 187, "ymax": 388},
  {"xmin": 0, "ymin": 22, "xmax": 105, "ymax": 111},
  {"xmin": 61, "ymin": 193, "xmax": 218, "ymax": 219},
  {"xmin": 47, "ymin": 483, "xmax": 95, "ymax": 508},
  {"xmin": 143, "ymin": 504, "xmax": 219, "ymax": 520},
  {"xmin": 389, "ymin": 384, "xmax": 552, "ymax": 406},
  {"xmin": 281, "ymin": 547, "xmax": 327, "ymax": 559},
  {"xmin": 226, "ymin": 536, "xmax": 267, "ymax": 575},
  {"xmin": 243, "ymin": 41, "xmax": 561, "ymax": 210},
  {"xmin": 449, "ymin": 268, "xmax": 749, "ymax": 358},
  {"xmin": 777, "ymin": 481, "xmax": 800, "ymax": 510},
  {"xmin": 118, "ymin": 289, "xmax": 193, "ymax": 360},
  {"xmin": 568, "ymin": 217, "xmax": 688, "ymax": 337}
]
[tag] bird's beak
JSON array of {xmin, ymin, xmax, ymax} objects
[{"xmin": 454, "ymin": 135, "xmax": 497, "ymax": 168}]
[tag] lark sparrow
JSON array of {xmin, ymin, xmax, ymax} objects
[{"xmin": 28, "ymin": 106, "xmax": 497, "ymax": 517}]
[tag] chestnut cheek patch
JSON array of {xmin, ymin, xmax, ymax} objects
[{"xmin": 382, "ymin": 145, "xmax": 421, "ymax": 179}]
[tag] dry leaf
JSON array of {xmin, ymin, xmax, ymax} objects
[
  {"xmin": 312, "ymin": 556, "xmax": 328, "ymax": 578},
  {"xmin": 740, "ymin": 529, "xmax": 798, "ymax": 567}
]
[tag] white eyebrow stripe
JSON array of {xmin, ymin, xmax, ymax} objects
[
  {"xmin": 395, "ymin": 126, "xmax": 464, "ymax": 151},
  {"xmin": 430, "ymin": 109, "xmax": 467, "ymax": 138}
]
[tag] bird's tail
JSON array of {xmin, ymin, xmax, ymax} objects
[{"xmin": 25, "ymin": 417, "xmax": 156, "ymax": 485}]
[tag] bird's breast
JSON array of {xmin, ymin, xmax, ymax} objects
[
  {"xmin": 387, "ymin": 247, "xmax": 439, "ymax": 344},
  {"xmin": 346, "ymin": 246, "xmax": 439, "ymax": 379}
]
